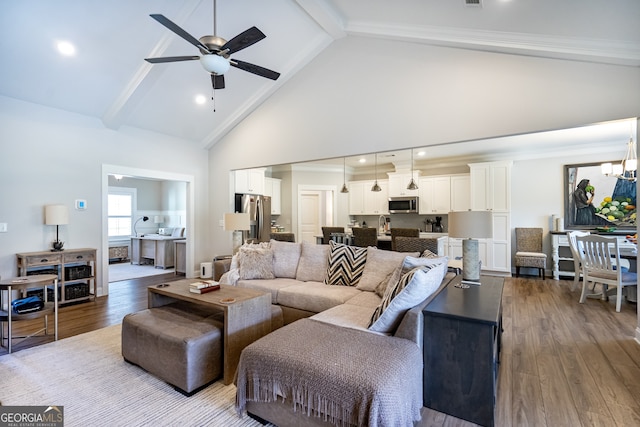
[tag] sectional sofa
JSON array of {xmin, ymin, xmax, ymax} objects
[{"xmin": 217, "ymin": 239, "xmax": 455, "ymax": 426}]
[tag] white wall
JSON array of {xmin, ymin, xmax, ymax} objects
[
  {"xmin": 207, "ymin": 36, "xmax": 640, "ymax": 256},
  {"xmin": 0, "ymin": 96, "xmax": 210, "ymax": 294}
]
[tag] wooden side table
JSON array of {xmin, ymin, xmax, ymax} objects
[
  {"xmin": 423, "ymin": 275, "xmax": 504, "ymax": 427},
  {"xmin": 0, "ymin": 274, "xmax": 59, "ymax": 353}
]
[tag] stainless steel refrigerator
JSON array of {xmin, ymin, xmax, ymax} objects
[{"xmin": 235, "ymin": 194, "xmax": 271, "ymax": 243}]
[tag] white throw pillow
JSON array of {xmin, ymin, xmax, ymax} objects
[
  {"xmin": 369, "ymin": 261, "xmax": 446, "ymax": 334},
  {"xmin": 237, "ymin": 246, "xmax": 275, "ymax": 280}
]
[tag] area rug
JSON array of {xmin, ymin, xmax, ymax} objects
[
  {"xmin": 0, "ymin": 325, "xmax": 262, "ymax": 427},
  {"xmin": 109, "ymin": 262, "xmax": 175, "ymax": 282}
]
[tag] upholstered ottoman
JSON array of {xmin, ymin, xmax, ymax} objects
[{"xmin": 122, "ymin": 303, "xmax": 223, "ymax": 395}]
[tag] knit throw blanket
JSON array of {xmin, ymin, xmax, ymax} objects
[{"xmin": 236, "ymin": 318, "xmax": 423, "ymax": 427}]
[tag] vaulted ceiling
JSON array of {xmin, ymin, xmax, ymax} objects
[{"xmin": 2, "ymin": 0, "xmax": 638, "ymax": 153}]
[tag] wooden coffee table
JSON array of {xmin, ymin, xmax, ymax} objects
[{"xmin": 147, "ymin": 279, "xmax": 271, "ymax": 385}]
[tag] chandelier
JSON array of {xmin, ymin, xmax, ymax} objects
[{"xmin": 601, "ymin": 135, "xmax": 637, "ymax": 182}]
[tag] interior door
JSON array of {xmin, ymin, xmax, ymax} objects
[{"xmin": 299, "ymin": 191, "xmax": 322, "ymax": 244}]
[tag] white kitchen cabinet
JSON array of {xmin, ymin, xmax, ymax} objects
[
  {"xmin": 419, "ymin": 176, "xmax": 451, "ymax": 214},
  {"xmin": 264, "ymin": 177, "xmax": 281, "ymax": 215},
  {"xmin": 469, "ymin": 161, "xmax": 511, "ymax": 212},
  {"xmin": 388, "ymin": 172, "xmax": 420, "ymax": 197},
  {"xmin": 447, "ymin": 209, "xmax": 509, "ymax": 274},
  {"xmin": 234, "ymin": 168, "xmax": 266, "ymax": 195},
  {"xmin": 348, "ymin": 180, "xmax": 389, "ymax": 215},
  {"xmin": 450, "ymin": 174, "xmax": 471, "ymax": 212}
]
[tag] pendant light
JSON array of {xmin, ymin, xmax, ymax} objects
[
  {"xmin": 601, "ymin": 125, "xmax": 637, "ymax": 182},
  {"xmin": 407, "ymin": 149, "xmax": 418, "ymax": 190},
  {"xmin": 371, "ymin": 153, "xmax": 382, "ymax": 192},
  {"xmin": 340, "ymin": 157, "xmax": 349, "ymax": 193}
]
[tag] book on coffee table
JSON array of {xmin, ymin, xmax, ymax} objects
[{"xmin": 189, "ymin": 281, "xmax": 220, "ymax": 294}]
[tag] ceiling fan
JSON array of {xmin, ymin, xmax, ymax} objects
[{"xmin": 145, "ymin": 0, "xmax": 280, "ymax": 91}]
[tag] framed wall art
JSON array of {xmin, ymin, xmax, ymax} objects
[{"xmin": 564, "ymin": 161, "xmax": 636, "ymax": 230}]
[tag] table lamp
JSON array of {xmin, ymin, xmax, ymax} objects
[
  {"xmin": 448, "ymin": 210, "xmax": 493, "ymax": 285},
  {"xmin": 45, "ymin": 204, "xmax": 69, "ymax": 251},
  {"xmin": 224, "ymin": 213, "xmax": 250, "ymax": 254},
  {"xmin": 133, "ymin": 216, "xmax": 149, "ymax": 237}
]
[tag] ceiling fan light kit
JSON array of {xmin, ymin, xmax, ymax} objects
[{"xmin": 200, "ymin": 55, "xmax": 230, "ymax": 74}]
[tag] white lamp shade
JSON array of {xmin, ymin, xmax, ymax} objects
[
  {"xmin": 45, "ymin": 205, "xmax": 69, "ymax": 225},
  {"xmin": 200, "ymin": 55, "xmax": 230, "ymax": 74},
  {"xmin": 601, "ymin": 162, "xmax": 613, "ymax": 175},
  {"xmin": 447, "ymin": 211, "xmax": 493, "ymax": 239},
  {"xmin": 154, "ymin": 215, "xmax": 164, "ymax": 224},
  {"xmin": 224, "ymin": 213, "xmax": 250, "ymax": 231}
]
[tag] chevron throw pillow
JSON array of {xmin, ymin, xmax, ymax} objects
[{"xmin": 324, "ymin": 241, "xmax": 368, "ymax": 286}]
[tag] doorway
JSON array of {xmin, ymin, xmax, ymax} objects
[
  {"xmin": 297, "ymin": 185, "xmax": 337, "ymax": 244},
  {"xmin": 101, "ymin": 165, "xmax": 195, "ymax": 297}
]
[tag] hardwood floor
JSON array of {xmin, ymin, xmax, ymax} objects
[{"xmin": 3, "ymin": 275, "xmax": 639, "ymax": 426}]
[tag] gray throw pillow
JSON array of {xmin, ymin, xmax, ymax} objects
[
  {"xmin": 357, "ymin": 247, "xmax": 418, "ymax": 292},
  {"xmin": 237, "ymin": 247, "xmax": 275, "ymax": 280}
]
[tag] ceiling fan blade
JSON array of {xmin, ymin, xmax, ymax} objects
[
  {"xmin": 145, "ymin": 56, "xmax": 200, "ymax": 64},
  {"xmin": 231, "ymin": 59, "xmax": 280, "ymax": 80},
  {"xmin": 211, "ymin": 74, "xmax": 225, "ymax": 90},
  {"xmin": 150, "ymin": 14, "xmax": 211, "ymax": 53},
  {"xmin": 221, "ymin": 27, "xmax": 266, "ymax": 55}
]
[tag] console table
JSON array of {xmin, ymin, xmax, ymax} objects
[
  {"xmin": 551, "ymin": 231, "xmax": 636, "ymax": 280},
  {"xmin": 16, "ymin": 248, "xmax": 96, "ymax": 304},
  {"xmin": 423, "ymin": 275, "xmax": 504, "ymax": 427}
]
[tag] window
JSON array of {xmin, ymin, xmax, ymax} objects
[{"xmin": 108, "ymin": 188, "xmax": 136, "ymax": 238}]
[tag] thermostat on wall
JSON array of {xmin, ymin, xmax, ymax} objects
[{"xmin": 75, "ymin": 199, "xmax": 87, "ymax": 210}]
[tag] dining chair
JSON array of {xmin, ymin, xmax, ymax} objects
[
  {"xmin": 566, "ymin": 230, "xmax": 590, "ymax": 291},
  {"xmin": 270, "ymin": 232, "xmax": 295, "ymax": 242},
  {"xmin": 514, "ymin": 228, "xmax": 547, "ymax": 279},
  {"xmin": 321, "ymin": 227, "xmax": 345, "ymax": 245},
  {"xmin": 390, "ymin": 228, "xmax": 420, "ymax": 251},
  {"xmin": 352, "ymin": 227, "xmax": 378, "ymax": 248},
  {"xmin": 576, "ymin": 234, "xmax": 637, "ymax": 312},
  {"xmin": 394, "ymin": 236, "xmax": 439, "ymax": 256}
]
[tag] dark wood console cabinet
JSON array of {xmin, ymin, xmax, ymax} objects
[{"xmin": 423, "ymin": 275, "xmax": 504, "ymax": 427}]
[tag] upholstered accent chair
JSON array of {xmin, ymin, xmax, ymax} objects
[
  {"xmin": 352, "ymin": 227, "xmax": 378, "ymax": 248},
  {"xmin": 321, "ymin": 227, "xmax": 345, "ymax": 245},
  {"xmin": 395, "ymin": 236, "xmax": 438, "ymax": 255},
  {"xmin": 515, "ymin": 227, "xmax": 547, "ymax": 279},
  {"xmin": 390, "ymin": 228, "xmax": 420, "ymax": 251},
  {"xmin": 270, "ymin": 232, "xmax": 295, "ymax": 242}
]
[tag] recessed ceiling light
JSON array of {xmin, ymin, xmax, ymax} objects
[
  {"xmin": 56, "ymin": 41, "xmax": 76, "ymax": 56},
  {"xmin": 195, "ymin": 95, "xmax": 207, "ymax": 105},
  {"xmin": 417, "ymin": 151, "xmax": 426, "ymax": 156},
  {"xmin": 359, "ymin": 158, "xmax": 366, "ymax": 163}
]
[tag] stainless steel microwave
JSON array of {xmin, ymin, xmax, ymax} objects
[{"xmin": 388, "ymin": 196, "xmax": 419, "ymax": 214}]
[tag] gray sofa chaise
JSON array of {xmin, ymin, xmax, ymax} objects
[{"xmin": 217, "ymin": 239, "xmax": 455, "ymax": 426}]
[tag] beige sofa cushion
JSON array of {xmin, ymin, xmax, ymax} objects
[
  {"xmin": 357, "ymin": 248, "xmax": 418, "ymax": 292},
  {"xmin": 277, "ymin": 282, "xmax": 361, "ymax": 313},
  {"xmin": 311, "ymin": 304, "xmax": 379, "ymax": 332},
  {"xmin": 295, "ymin": 242, "xmax": 330, "ymax": 282},
  {"xmin": 344, "ymin": 291, "xmax": 382, "ymax": 308},
  {"xmin": 236, "ymin": 278, "xmax": 301, "ymax": 304},
  {"xmin": 270, "ymin": 240, "xmax": 301, "ymax": 278}
]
